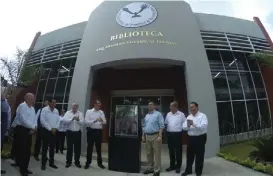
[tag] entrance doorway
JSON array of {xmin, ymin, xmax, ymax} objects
[{"xmin": 91, "ymin": 65, "xmax": 188, "ymax": 143}]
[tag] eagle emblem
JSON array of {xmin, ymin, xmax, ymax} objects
[{"xmin": 122, "ymin": 4, "xmax": 149, "ymax": 18}]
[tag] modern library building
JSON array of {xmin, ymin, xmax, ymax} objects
[{"xmin": 24, "ymin": 1, "xmax": 273, "ymax": 158}]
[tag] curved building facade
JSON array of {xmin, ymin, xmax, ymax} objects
[{"xmin": 26, "ymin": 1, "xmax": 273, "ymax": 158}]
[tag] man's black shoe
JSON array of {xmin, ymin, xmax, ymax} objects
[
  {"xmin": 65, "ymin": 164, "xmax": 71, "ymax": 168},
  {"xmin": 175, "ymin": 169, "xmax": 181, "ymax": 173},
  {"xmin": 165, "ymin": 167, "xmax": 175, "ymax": 172},
  {"xmin": 27, "ymin": 170, "xmax": 33, "ymax": 174},
  {"xmin": 49, "ymin": 164, "xmax": 58, "ymax": 169},
  {"xmin": 1, "ymin": 170, "xmax": 6, "ymax": 174},
  {"xmin": 20, "ymin": 172, "xmax": 28, "ymax": 176},
  {"xmin": 98, "ymin": 164, "xmax": 105, "ymax": 169},
  {"xmin": 41, "ymin": 165, "xmax": 46, "ymax": 170},
  {"xmin": 143, "ymin": 170, "xmax": 154, "ymax": 174},
  {"xmin": 75, "ymin": 163, "xmax": 81, "ymax": 168},
  {"xmin": 34, "ymin": 156, "xmax": 39, "ymax": 161},
  {"xmin": 153, "ymin": 172, "xmax": 160, "ymax": 176},
  {"xmin": 84, "ymin": 164, "xmax": 90, "ymax": 169},
  {"xmin": 181, "ymin": 171, "xmax": 192, "ymax": 176},
  {"xmin": 11, "ymin": 163, "xmax": 18, "ymax": 167}
]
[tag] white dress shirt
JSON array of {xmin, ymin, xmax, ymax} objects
[
  {"xmin": 40, "ymin": 106, "xmax": 60, "ymax": 131},
  {"xmin": 165, "ymin": 110, "xmax": 186, "ymax": 132},
  {"xmin": 62, "ymin": 110, "xmax": 84, "ymax": 132},
  {"xmin": 13, "ymin": 102, "xmax": 36, "ymax": 129},
  {"xmin": 85, "ymin": 108, "xmax": 106, "ymax": 129},
  {"xmin": 57, "ymin": 116, "xmax": 67, "ymax": 132},
  {"xmin": 182, "ymin": 111, "xmax": 208, "ymax": 136}
]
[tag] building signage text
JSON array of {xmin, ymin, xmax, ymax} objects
[{"xmin": 96, "ymin": 31, "xmax": 177, "ymax": 52}]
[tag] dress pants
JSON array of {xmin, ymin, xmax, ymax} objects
[
  {"xmin": 185, "ymin": 133, "xmax": 207, "ymax": 175},
  {"xmin": 34, "ymin": 128, "xmax": 42, "ymax": 157},
  {"xmin": 41, "ymin": 128, "xmax": 56, "ymax": 166},
  {"xmin": 167, "ymin": 131, "xmax": 182, "ymax": 169},
  {"xmin": 55, "ymin": 131, "xmax": 66, "ymax": 153},
  {"xmin": 10, "ymin": 128, "xmax": 16, "ymax": 161},
  {"xmin": 66, "ymin": 130, "xmax": 81, "ymax": 165},
  {"xmin": 14, "ymin": 126, "xmax": 32, "ymax": 174},
  {"xmin": 86, "ymin": 128, "xmax": 102, "ymax": 165},
  {"xmin": 146, "ymin": 133, "xmax": 162, "ymax": 173}
]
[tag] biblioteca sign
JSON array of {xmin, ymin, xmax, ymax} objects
[{"xmin": 95, "ymin": 31, "xmax": 177, "ymax": 52}]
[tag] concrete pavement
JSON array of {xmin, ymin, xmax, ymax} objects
[{"xmin": 2, "ymin": 152, "xmax": 268, "ymax": 176}]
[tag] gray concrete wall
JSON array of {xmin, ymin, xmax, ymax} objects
[
  {"xmin": 195, "ymin": 13, "xmax": 265, "ymax": 38},
  {"xmin": 69, "ymin": 0, "xmax": 219, "ymax": 158},
  {"xmin": 33, "ymin": 21, "xmax": 87, "ymax": 51}
]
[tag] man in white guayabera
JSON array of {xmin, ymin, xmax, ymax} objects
[{"xmin": 84, "ymin": 100, "xmax": 106, "ymax": 170}]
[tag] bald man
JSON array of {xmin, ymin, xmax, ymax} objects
[
  {"xmin": 62, "ymin": 103, "xmax": 84, "ymax": 168},
  {"xmin": 13, "ymin": 93, "xmax": 37, "ymax": 176}
]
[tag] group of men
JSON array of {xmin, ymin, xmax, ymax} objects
[
  {"xmin": 142, "ymin": 101, "xmax": 208, "ymax": 176},
  {"xmin": 4, "ymin": 93, "xmax": 106, "ymax": 176},
  {"xmin": 1, "ymin": 92, "xmax": 208, "ymax": 176}
]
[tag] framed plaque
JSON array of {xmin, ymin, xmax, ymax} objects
[{"xmin": 114, "ymin": 105, "xmax": 138, "ymax": 137}]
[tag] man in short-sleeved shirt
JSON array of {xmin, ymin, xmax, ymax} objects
[{"xmin": 142, "ymin": 102, "xmax": 165, "ymax": 176}]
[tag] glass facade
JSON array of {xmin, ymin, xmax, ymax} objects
[
  {"xmin": 32, "ymin": 32, "xmax": 272, "ymax": 141},
  {"xmin": 35, "ymin": 58, "xmax": 76, "ymax": 112},
  {"xmin": 207, "ymin": 50, "xmax": 272, "ymax": 136}
]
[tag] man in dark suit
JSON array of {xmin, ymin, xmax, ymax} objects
[{"xmin": 1, "ymin": 93, "xmax": 10, "ymax": 174}]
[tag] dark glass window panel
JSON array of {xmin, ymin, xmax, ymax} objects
[
  {"xmin": 44, "ymin": 79, "xmax": 56, "ymax": 100},
  {"xmin": 41, "ymin": 63, "xmax": 51, "ymax": 79},
  {"xmin": 211, "ymin": 71, "xmax": 230, "ymax": 101},
  {"xmin": 206, "ymin": 50, "xmax": 224, "ymax": 71},
  {"xmin": 124, "ymin": 97, "xmax": 140, "ymax": 105},
  {"xmin": 226, "ymin": 72, "xmax": 244, "ymax": 100},
  {"xmin": 220, "ymin": 51, "xmax": 237, "ymax": 71},
  {"xmin": 54, "ymin": 78, "xmax": 67, "ymax": 103},
  {"xmin": 217, "ymin": 102, "xmax": 234, "ymax": 135},
  {"xmin": 233, "ymin": 52, "xmax": 249, "ymax": 71},
  {"xmin": 111, "ymin": 97, "xmax": 125, "ymax": 114},
  {"xmin": 161, "ymin": 96, "xmax": 175, "ymax": 117},
  {"xmin": 36, "ymin": 80, "xmax": 46, "ymax": 102},
  {"xmin": 55, "ymin": 104, "xmax": 62, "ymax": 114},
  {"xmin": 252, "ymin": 72, "xmax": 266, "ymax": 98},
  {"xmin": 63, "ymin": 104, "xmax": 68, "ymax": 112},
  {"xmin": 139, "ymin": 96, "xmax": 160, "ymax": 106},
  {"xmin": 245, "ymin": 53, "xmax": 259, "ymax": 71},
  {"xmin": 58, "ymin": 59, "xmax": 71, "ymax": 77},
  {"xmin": 246, "ymin": 100, "xmax": 260, "ymax": 131},
  {"xmin": 64, "ymin": 77, "xmax": 72, "ymax": 103},
  {"xmin": 259, "ymin": 100, "xmax": 271, "ymax": 128},
  {"xmin": 61, "ymin": 59, "xmax": 71, "ymax": 68},
  {"xmin": 240, "ymin": 72, "xmax": 256, "ymax": 99},
  {"xmin": 34, "ymin": 103, "xmax": 42, "ymax": 113},
  {"xmin": 233, "ymin": 101, "xmax": 248, "ymax": 133},
  {"xmin": 69, "ymin": 68, "xmax": 74, "ymax": 76},
  {"xmin": 49, "ymin": 61, "xmax": 61, "ymax": 78},
  {"xmin": 70, "ymin": 58, "xmax": 76, "ymax": 68}
]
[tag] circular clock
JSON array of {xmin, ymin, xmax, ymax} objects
[{"xmin": 116, "ymin": 2, "xmax": 158, "ymax": 28}]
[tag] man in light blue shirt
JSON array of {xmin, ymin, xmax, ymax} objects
[
  {"xmin": 142, "ymin": 102, "xmax": 164, "ymax": 176},
  {"xmin": 40, "ymin": 98, "xmax": 60, "ymax": 170},
  {"xmin": 13, "ymin": 93, "xmax": 37, "ymax": 176}
]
